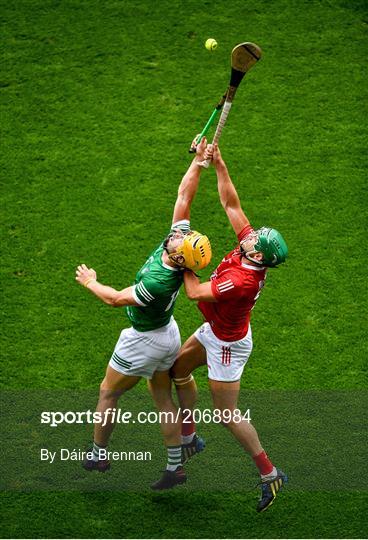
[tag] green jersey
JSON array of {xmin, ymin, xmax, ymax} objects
[{"xmin": 126, "ymin": 220, "xmax": 190, "ymax": 332}]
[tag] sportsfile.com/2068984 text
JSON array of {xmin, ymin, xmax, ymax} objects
[{"xmin": 40, "ymin": 408, "xmax": 251, "ymax": 427}]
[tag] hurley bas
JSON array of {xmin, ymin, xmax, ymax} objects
[{"xmin": 40, "ymin": 448, "xmax": 152, "ymax": 464}]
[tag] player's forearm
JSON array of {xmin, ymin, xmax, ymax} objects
[
  {"xmin": 85, "ymin": 280, "xmax": 127, "ymax": 307},
  {"xmin": 215, "ymin": 160, "xmax": 242, "ymax": 210},
  {"xmin": 215, "ymin": 161, "xmax": 251, "ymax": 232},
  {"xmin": 183, "ymin": 271, "xmax": 201, "ymax": 300},
  {"xmin": 176, "ymin": 159, "xmax": 202, "ymax": 206},
  {"xmin": 172, "ymin": 160, "xmax": 202, "ymax": 221},
  {"xmin": 184, "ymin": 272, "xmax": 215, "ymax": 302}
]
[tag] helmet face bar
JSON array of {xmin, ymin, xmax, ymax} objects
[
  {"xmin": 167, "ymin": 230, "xmax": 212, "ymax": 271},
  {"xmin": 241, "ymin": 227, "xmax": 288, "ymax": 267}
]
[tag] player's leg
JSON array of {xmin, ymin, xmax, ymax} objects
[
  {"xmin": 170, "ymin": 331, "xmax": 207, "ymax": 460},
  {"xmin": 148, "ymin": 369, "xmax": 181, "ymax": 446},
  {"xmin": 206, "ymin": 322, "xmax": 287, "ymax": 511},
  {"xmin": 83, "ymin": 365, "xmax": 141, "ymax": 472},
  {"xmin": 171, "ymin": 332, "xmax": 207, "ymax": 410},
  {"xmin": 209, "ymin": 378, "xmax": 287, "ymax": 512},
  {"xmin": 94, "ymin": 365, "xmax": 141, "ymax": 446},
  {"xmin": 209, "ymin": 378, "xmax": 264, "ymax": 455},
  {"xmin": 148, "ymin": 369, "xmax": 186, "ymax": 490},
  {"xmin": 204, "ymin": 325, "xmax": 266, "ymax": 454},
  {"xmin": 83, "ymin": 326, "xmax": 145, "ymax": 472}
]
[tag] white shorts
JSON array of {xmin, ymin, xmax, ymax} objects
[
  {"xmin": 194, "ymin": 322, "xmax": 253, "ymax": 382},
  {"xmin": 109, "ymin": 318, "xmax": 181, "ymax": 379}
]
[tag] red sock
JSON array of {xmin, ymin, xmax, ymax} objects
[
  {"xmin": 252, "ymin": 451, "xmax": 274, "ymax": 475},
  {"xmin": 181, "ymin": 412, "xmax": 195, "ymax": 437}
]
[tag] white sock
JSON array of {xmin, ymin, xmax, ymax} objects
[
  {"xmin": 92, "ymin": 442, "xmax": 105, "ymax": 462},
  {"xmin": 261, "ymin": 466, "xmax": 277, "ymax": 481},
  {"xmin": 181, "ymin": 433, "xmax": 196, "ymax": 444},
  {"xmin": 166, "ymin": 445, "xmax": 182, "ymax": 471}
]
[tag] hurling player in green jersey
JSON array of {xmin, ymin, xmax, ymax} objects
[{"xmin": 75, "ymin": 137, "xmax": 211, "ymax": 490}]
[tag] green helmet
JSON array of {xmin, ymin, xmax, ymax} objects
[{"xmin": 253, "ymin": 227, "xmax": 288, "ymax": 267}]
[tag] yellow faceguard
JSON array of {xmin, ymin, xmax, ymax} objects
[{"xmin": 168, "ymin": 230, "xmax": 212, "ymax": 271}]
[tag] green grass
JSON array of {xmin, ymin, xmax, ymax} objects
[
  {"xmin": 1, "ymin": 0, "xmax": 367, "ymax": 537},
  {"xmin": 1, "ymin": 491, "xmax": 367, "ymax": 539}
]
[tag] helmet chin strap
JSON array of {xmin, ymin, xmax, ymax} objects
[
  {"xmin": 163, "ymin": 233, "xmax": 181, "ymax": 256},
  {"xmin": 242, "ymin": 249, "xmax": 264, "ymax": 267},
  {"xmin": 165, "ymin": 238, "xmax": 186, "ymax": 267},
  {"xmin": 168, "ymin": 253, "xmax": 186, "ymax": 267},
  {"xmin": 163, "ymin": 234, "xmax": 171, "ymax": 254}
]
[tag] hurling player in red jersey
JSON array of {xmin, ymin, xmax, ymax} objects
[{"xmin": 171, "ymin": 142, "xmax": 289, "ymax": 512}]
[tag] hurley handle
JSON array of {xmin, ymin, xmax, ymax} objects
[
  {"xmin": 197, "ymin": 102, "xmax": 232, "ymax": 168},
  {"xmin": 189, "ymin": 108, "xmax": 220, "ymax": 153}
]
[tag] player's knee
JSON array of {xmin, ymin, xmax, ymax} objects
[
  {"xmin": 220, "ymin": 417, "xmax": 232, "ymax": 429},
  {"xmin": 211, "ymin": 406, "xmax": 238, "ymax": 429},
  {"xmin": 172, "ymin": 373, "xmax": 194, "ymax": 388},
  {"xmin": 151, "ymin": 388, "xmax": 174, "ymax": 411},
  {"xmin": 99, "ymin": 379, "xmax": 121, "ymax": 400},
  {"xmin": 170, "ymin": 356, "xmax": 192, "ymax": 380},
  {"xmin": 99, "ymin": 377, "xmax": 111, "ymax": 392},
  {"xmin": 219, "ymin": 414, "xmax": 240, "ymax": 430}
]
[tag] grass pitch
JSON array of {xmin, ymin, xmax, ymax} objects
[{"xmin": 1, "ymin": 0, "xmax": 367, "ymax": 537}]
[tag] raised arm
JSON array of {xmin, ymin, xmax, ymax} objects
[
  {"xmin": 75, "ymin": 264, "xmax": 139, "ymax": 307},
  {"xmin": 171, "ymin": 137, "xmax": 207, "ymax": 224},
  {"xmin": 183, "ymin": 271, "xmax": 217, "ymax": 302},
  {"xmin": 205, "ymin": 143, "xmax": 250, "ymax": 236}
]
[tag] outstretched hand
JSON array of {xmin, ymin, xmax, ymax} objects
[
  {"xmin": 203, "ymin": 143, "xmax": 223, "ymax": 166},
  {"xmin": 190, "ymin": 135, "xmax": 207, "ymax": 161},
  {"xmin": 76, "ymin": 264, "xmax": 97, "ymax": 286}
]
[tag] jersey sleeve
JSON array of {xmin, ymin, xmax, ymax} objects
[
  {"xmin": 211, "ymin": 272, "xmax": 257, "ymax": 302},
  {"xmin": 237, "ymin": 224, "xmax": 254, "ymax": 243},
  {"xmin": 133, "ymin": 277, "xmax": 159, "ymax": 307},
  {"xmin": 211, "ymin": 273, "xmax": 242, "ymax": 301},
  {"xmin": 170, "ymin": 219, "xmax": 191, "ymax": 234}
]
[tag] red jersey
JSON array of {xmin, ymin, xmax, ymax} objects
[{"xmin": 198, "ymin": 225, "xmax": 267, "ymax": 342}]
